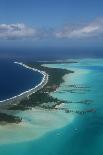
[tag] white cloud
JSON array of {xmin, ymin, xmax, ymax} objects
[
  {"xmin": 0, "ymin": 23, "xmax": 42, "ymax": 40},
  {"xmin": 0, "ymin": 18, "xmax": 103, "ymax": 40},
  {"xmin": 54, "ymin": 18, "xmax": 103, "ymax": 39}
]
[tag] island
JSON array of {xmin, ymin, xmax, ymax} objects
[
  {"xmin": 0, "ymin": 60, "xmax": 95, "ymax": 124},
  {"xmin": 0, "ymin": 61, "xmax": 73, "ymax": 123}
]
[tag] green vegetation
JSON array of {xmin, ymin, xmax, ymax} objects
[
  {"xmin": 0, "ymin": 112, "xmax": 22, "ymax": 124},
  {"xmin": 9, "ymin": 62, "xmax": 73, "ymax": 110},
  {"xmin": 0, "ymin": 62, "xmax": 74, "ymax": 124}
]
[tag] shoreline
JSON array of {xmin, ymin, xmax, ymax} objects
[
  {"xmin": 0, "ymin": 62, "xmax": 48, "ymax": 105},
  {"xmin": 8, "ymin": 62, "xmax": 71, "ymax": 111}
]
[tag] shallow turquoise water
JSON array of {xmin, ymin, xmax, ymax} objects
[{"xmin": 0, "ymin": 59, "xmax": 103, "ymax": 155}]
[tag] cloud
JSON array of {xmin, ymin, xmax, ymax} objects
[
  {"xmin": 0, "ymin": 23, "xmax": 43, "ymax": 40},
  {"xmin": 54, "ymin": 18, "xmax": 103, "ymax": 39},
  {"xmin": 0, "ymin": 18, "xmax": 103, "ymax": 40}
]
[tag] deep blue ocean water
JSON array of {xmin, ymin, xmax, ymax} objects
[
  {"xmin": 0, "ymin": 60, "xmax": 43, "ymax": 101},
  {"xmin": 0, "ymin": 47, "xmax": 103, "ymax": 61}
]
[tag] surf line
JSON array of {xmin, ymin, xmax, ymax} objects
[{"xmin": 0, "ymin": 62, "xmax": 48, "ymax": 104}]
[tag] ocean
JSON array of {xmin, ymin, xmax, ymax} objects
[
  {"xmin": 0, "ymin": 60, "xmax": 43, "ymax": 101},
  {"xmin": 0, "ymin": 55, "xmax": 103, "ymax": 155},
  {"xmin": 0, "ymin": 47, "xmax": 103, "ymax": 61}
]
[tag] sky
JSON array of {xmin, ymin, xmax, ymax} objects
[{"xmin": 0, "ymin": 0, "xmax": 103, "ymax": 48}]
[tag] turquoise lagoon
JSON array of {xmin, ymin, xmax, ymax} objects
[{"xmin": 0, "ymin": 59, "xmax": 103, "ymax": 155}]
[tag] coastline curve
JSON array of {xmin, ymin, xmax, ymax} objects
[{"xmin": 0, "ymin": 62, "xmax": 48, "ymax": 106}]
